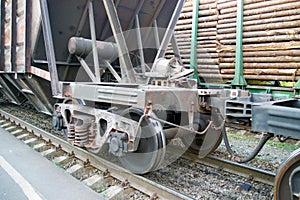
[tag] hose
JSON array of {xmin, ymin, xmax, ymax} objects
[{"xmin": 221, "ymin": 127, "xmax": 273, "ymax": 163}]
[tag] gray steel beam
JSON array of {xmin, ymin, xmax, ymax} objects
[
  {"xmin": 154, "ymin": 0, "xmax": 185, "ymax": 61},
  {"xmin": 99, "ymin": 0, "xmax": 121, "ymax": 40},
  {"xmin": 89, "ymin": 1, "xmax": 101, "ymax": 82},
  {"xmin": 135, "ymin": 15, "xmax": 146, "ymax": 74},
  {"xmin": 153, "ymin": 20, "xmax": 160, "ymax": 50},
  {"xmin": 103, "ymin": 0, "xmax": 136, "ymax": 83},
  {"xmin": 171, "ymin": 33, "xmax": 182, "ymax": 62},
  {"xmin": 39, "ymin": 0, "xmax": 61, "ymax": 95},
  {"xmin": 76, "ymin": 56, "xmax": 97, "ymax": 82},
  {"xmin": 104, "ymin": 60, "xmax": 121, "ymax": 82}
]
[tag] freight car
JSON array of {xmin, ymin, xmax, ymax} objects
[
  {"xmin": 0, "ymin": 0, "xmax": 225, "ymax": 174},
  {"xmin": 0, "ymin": 0, "xmax": 299, "ymax": 199}
]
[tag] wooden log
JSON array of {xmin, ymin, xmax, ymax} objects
[
  {"xmin": 178, "ymin": 43, "xmax": 217, "ymax": 49},
  {"xmin": 200, "ymin": 74, "xmax": 233, "ymax": 79},
  {"xmin": 176, "ymin": 34, "xmax": 217, "ymax": 41},
  {"xmin": 219, "ymin": 50, "xmax": 300, "ymax": 58},
  {"xmin": 180, "ymin": 8, "xmax": 217, "ymax": 17},
  {"xmin": 197, "ymin": 64, "xmax": 220, "ymax": 69},
  {"xmin": 181, "ymin": 1, "xmax": 217, "ymax": 12},
  {"xmin": 199, "ymin": 74, "xmax": 300, "ymax": 81},
  {"xmin": 175, "ymin": 29, "xmax": 217, "ymax": 37},
  {"xmin": 216, "ymin": 0, "xmax": 237, "ymax": 5},
  {"xmin": 220, "ymin": 0, "xmax": 299, "ymax": 15},
  {"xmin": 180, "ymin": 52, "xmax": 219, "ymax": 58},
  {"xmin": 219, "ymin": 62, "xmax": 300, "ymax": 69},
  {"xmin": 184, "ymin": 0, "xmax": 216, "ymax": 7},
  {"xmin": 179, "ymin": 47, "xmax": 217, "ymax": 53},
  {"xmin": 217, "ymin": 41, "xmax": 300, "ymax": 52},
  {"xmin": 217, "ymin": 0, "xmax": 266, "ymax": 10},
  {"xmin": 221, "ymin": 68, "xmax": 299, "ymax": 76},
  {"xmin": 176, "ymin": 21, "xmax": 217, "ymax": 31},
  {"xmin": 243, "ymin": 75, "xmax": 300, "ymax": 81},
  {"xmin": 218, "ymin": 7, "xmax": 300, "ymax": 25},
  {"xmin": 217, "ymin": 28, "xmax": 300, "ymax": 40},
  {"xmin": 176, "ymin": 39, "xmax": 216, "ymax": 45},
  {"xmin": 175, "ymin": 29, "xmax": 192, "ymax": 35},
  {"xmin": 182, "ymin": 58, "xmax": 219, "ymax": 65},
  {"xmin": 217, "ymin": 20, "xmax": 300, "ymax": 34},
  {"xmin": 218, "ymin": 1, "xmax": 300, "ymax": 21},
  {"xmin": 198, "ymin": 69, "xmax": 221, "ymax": 74},
  {"xmin": 219, "ymin": 34, "xmax": 300, "ymax": 45},
  {"xmin": 177, "ymin": 15, "xmax": 218, "ymax": 26},
  {"xmin": 217, "ymin": 15, "xmax": 300, "ymax": 30},
  {"xmin": 220, "ymin": 56, "xmax": 300, "ymax": 63}
]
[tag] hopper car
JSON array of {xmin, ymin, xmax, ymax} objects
[{"xmin": 0, "ymin": 0, "xmax": 299, "ymax": 199}]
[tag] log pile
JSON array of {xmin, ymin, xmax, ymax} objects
[{"xmin": 167, "ymin": 0, "xmax": 300, "ymax": 83}]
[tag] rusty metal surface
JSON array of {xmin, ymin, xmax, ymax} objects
[
  {"xmin": 15, "ymin": 0, "xmax": 26, "ymax": 72},
  {"xmin": 1, "ymin": 0, "xmax": 26, "ymax": 72}
]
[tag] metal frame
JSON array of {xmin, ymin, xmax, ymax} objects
[
  {"xmin": 231, "ymin": 0, "xmax": 247, "ymax": 88},
  {"xmin": 88, "ymin": 1, "xmax": 101, "ymax": 82},
  {"xmin": 135, "ymin": 15, "xmax": 146, "ymax": 74},
  {"xmin": 252, "ymin": 98, "xmax": 300, "ymax": 139},
  {"xmin": 102, "ymin": 0, "xmax": 136, "ymax": 83},
  {"xmin": 39, "ymin": 0, "xmax": 60, "ymax": 95},
  {"xmin": 57, "ymin": 103, "xmax": 140, "ymax": 152},
  {"xmin": 154, "ymin": 0, "xmax": 185, "ymax": 62},
  {"xmin": 190, "ymin": 0, "xmax": 200, "ymax": 83},
  {"xmin": 63, "ymin": 82, "xmax": 198, "ymax": 113}
]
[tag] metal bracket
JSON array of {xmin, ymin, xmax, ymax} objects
[{"xmin": 231, "ymin": 0, "xmax": 247, "ymax": 89}]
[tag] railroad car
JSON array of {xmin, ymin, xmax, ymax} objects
[{"xmin": 0, "ymin": 0, "xmax": 299, "ymax": 199}]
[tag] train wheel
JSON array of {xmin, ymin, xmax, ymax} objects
[
  {"xmin": 274, "ymin": 148, "xmax": 300, "ymax": 200},
  {"xmin": 187, "ymin": 127, "xmax": 223, "ymax": 158},
  {"xmin": 181, "ymin": 115, "xmax": 223, "ymax": 157},
  {"xmin": 120, "ymin": 108, "xmax": 166, "ymax": 174}
]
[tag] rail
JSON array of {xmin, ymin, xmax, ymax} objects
[{"xmin": 0, "ymin": 109, "xmax": 193, "ymax": 200}]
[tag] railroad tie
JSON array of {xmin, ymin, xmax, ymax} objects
[{"xmin": 101, "ymin": 185, "xmax": 124, "ymax": 200}]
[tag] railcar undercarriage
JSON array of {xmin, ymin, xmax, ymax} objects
[
  {"xmin": 0, "ymin": 0, "xmax": 299, "ymax": 198},
  {"xmin": 51, "ymin": 80, "xmax": 224, "ymax": 173},
  {"xmin": 42, "ymin": 0, "xmax": 225, "ymax": 174}
]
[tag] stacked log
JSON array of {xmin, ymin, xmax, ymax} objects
[
  {"xmin": 168, "ymin": 0, "xmax": 300, "ymax": 83},
  {"xmin": 217, "ymin": 0, "xmax": 300, "ymax": 81}
]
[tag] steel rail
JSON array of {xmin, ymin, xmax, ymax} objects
[
  {"xmin": 0, "ymin": 109, "xmax": 193, "ymax": 200},
  {"xmin": 183, "ymin": 151, "xmax": 275, "ymax": 186}
]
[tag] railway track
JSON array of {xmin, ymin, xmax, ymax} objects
[
  {"xmin": 184, "ymin": 152, "xmax": 275, "ymax": 186},
  {"xmin": 0, "ymin": 109, "xmax": 192, "ymax": 200},
  {"xmin": 0, "ymin": 103, "xmax": 276, "ymax": 199}
]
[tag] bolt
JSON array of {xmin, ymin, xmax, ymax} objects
[
  {"xmin": 103, "ymin": 169, "xmax": 110, "ymax": 177},
  {"xmin": 150, "ymin": 193, "xmax": 158, "ymax": 200}
]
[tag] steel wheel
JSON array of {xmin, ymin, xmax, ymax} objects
[
  {"xmin": 182, "ymin": 114, "xmax": 223, "ymax": 158},
  {"xmin": 120, "ymin": 108, "xmax": 166, "ymax": 174},
  {"xmin": 274, "ymin": 148, "xmax": 300, "ymax": 200},
  {"xmin": 187, "ymin": 128, "xmax": 223, "ymax": 158}
]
